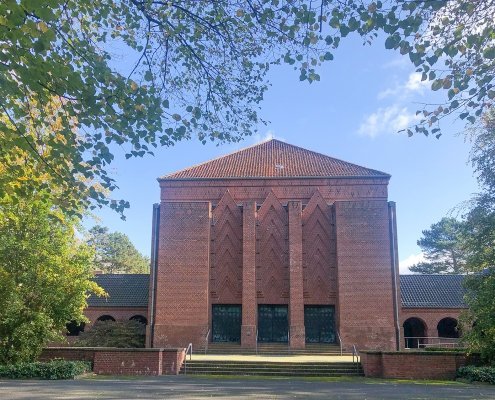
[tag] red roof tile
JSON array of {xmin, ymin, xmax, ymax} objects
[{"xmin": 161, "ymin": 139, "xmax": 389, "ymax": 179}]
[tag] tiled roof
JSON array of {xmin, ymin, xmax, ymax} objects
[
  {"xmin": 88, "ymin": 274, "xmax": 149, "ymax": 308},
  {"xmin": 400, "ymin": 275, "xmax": 466, "ymax": 309},
  {"xmin": 161, "ymin": 139, "xmax": 390, "ymax": 179}
]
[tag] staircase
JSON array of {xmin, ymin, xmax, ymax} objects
[
  {"xmin": 181, "ymin": 342, "xmax": 363, "ymax": 377},
  {"xmin": 199, "ymin": 342, "xmax": 350, "ymax": 356},
  {"xmin": 180, "ymin": 359, "xmax": 363, "ymax": 377}
]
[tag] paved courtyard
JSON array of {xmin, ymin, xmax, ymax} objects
[{"xmin": 1, "ymin": 376, "xmax": 494, "ymax": 399}]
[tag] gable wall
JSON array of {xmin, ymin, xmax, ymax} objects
[{"xmin": 153, "ymin": 177, "xmax": 396, "ymax": 350}]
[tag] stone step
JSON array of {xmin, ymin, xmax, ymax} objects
[
  {"xmin": 183, "ymin": 366, "xmax": 363, "ymax": 371},
  {"xmin": 184, "ymin": 361, "xmax": 356, "ymax": 367},
  {"xmin": 180, "ymin": 360, "xmax": 364, "ymax": 377},
  {"xmin": 181, "ymin": 370, "xmax": 363, "ymax": 377}
]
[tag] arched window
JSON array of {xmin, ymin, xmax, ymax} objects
[
  {"xmin": 96, "ymin": 315, "xmax": 116, "ymax": 322},
  {"xmin": 129, "ymin": 315, "xmax": 148, "ymax": 325},
  {"xmin": 437, "ymin": 317, "xmax": 459, "ymax": 338},
  {"xmin": 403, "ymin": 317, "xmax": 427, "ymax": 349},
  {"xmin": 66, "ymin": 321, "xmax": 85, "ymax": 336}
]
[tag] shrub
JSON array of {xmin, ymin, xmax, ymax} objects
[
  {"xmin": 426, "ymin": 347, "xmax": 468, "ymax": 352},
  {"xmin": 457, "ymin": 366, "xmax": 495, "ymax": 384},
  {"xmin": 74, "ymin": 320, "xmax": 145, "ymax": 348},
  {"xmin": 0, "ymin": 360, "xmax": 91, "ymax": 379}
]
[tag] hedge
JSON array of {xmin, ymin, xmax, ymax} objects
[
  {"xmin": 0, "ymin": 360, "xmax": 91, "ymax": 379},
  {"xmin": 457, "ymin": 366, "xmax": 495, "ymax": 384},
  {"xmin": 425, "ymin": 347, "xmax": 468, "ymax": 352}
]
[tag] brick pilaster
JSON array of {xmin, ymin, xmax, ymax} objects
[
  {"xmin": 241, "ymin": 201, "xmax": 257, "ymax": 348},
  {"xmin": 288, "ymin": 201, "xmax": 305, "ymax": 349}
]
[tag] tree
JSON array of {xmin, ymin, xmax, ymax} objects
[
  {"xmin": 0, "ymin": 96, "xmax": 107, "ymax": 218},
  {"xmin": 0, "ymin": 193, "xmax": 104, "ymax": 364},
  {"xmin": 1, "ymin": 1, "xmax": 494, "ymax": 216},
  {"xmin": 88, "ymin": 225, "xmax": 150, "ymax": 273},
  {"xmin": 462, "ymin": 112, "xmax": 495, "ymax": 272},
  {"xmin": 459, "ymin": 112, "xmax": 495, "ymax": 362},
  {"xmin": 462, "ymin": 269, "xmax": 495, "ymax": 364},
  {"xmin": 410, "ymin": 217, "xmax": 467, "ymax": 274}
]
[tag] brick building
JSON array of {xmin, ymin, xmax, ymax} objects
[
  {"xmin": 149, "ymin": 139, "xmax": 400, "ymax": 351},
  {"xmin": 83, "ymin": 139, "xmax": 465, "ymax": 351}
]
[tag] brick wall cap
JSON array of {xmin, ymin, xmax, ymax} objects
[
  {"xmin": 44, "ymin": 347, "xmax": 183, "ymax": 353},
  {"xmin": 360, "ymin": 350, "xmax": 471, "ymax": 356}
]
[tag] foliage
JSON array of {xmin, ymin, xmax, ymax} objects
[
  {"xmin": 0, "ymin": 193, "xmax": 105, "ymax": 364},
  {"xmin": 0, "ymin": 360, "xmax": 91, "ymax": 380},
  {"xmin": 87, "ymin": 225, "xmax": 149, "ymax": 273},
  {"xmin": 0, "ymin": 96, "xmax": 106, "ymax": 219},
  {"xmin": 459, "ymin": 112, "xmax": 495, "ymax": 363},
  {"xmin": 410, "ymin": 217, "xmax": 467, "ymax": 274},
  {"xmin": 423, "ymin": 347, "xmax": 468, "ymax": 352},
  {"xmin": 461, "ymin": 269, "xmax": 495, "ymax": 364},
  {"xmin": 369, "ymin": 1, "xmax": 495, "ymax": 138},
  {"xmin": 457, "ymin": 366, "xmax": 495, "ymax": 384},
  {"xmin": 74, "ymin": 320, "xmax": 145, "ymax": 348},
  {"xmin": 1, "ymin": 1, "xmax": 494, "ymax": 216}
]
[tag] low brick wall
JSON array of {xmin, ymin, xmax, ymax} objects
[
  {"xmin": 39, "ymin": 348, "xmax": 95, "ymax": 363},
  {"xmin": 361, "ymin": 351, "xmax": 480, "ymax": 380},
  {"xmin": 40, "ymin": 347, "xmax": 185, "ymax": 376}
]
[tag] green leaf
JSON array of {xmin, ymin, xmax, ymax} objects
[
  {"xmin": 483, "ymin": 47, "xmax": 495, "ymax": 59},
  {"xmin": 385, "ymin": 34, "xmax": 399, "ymax": 49},
  {"xmin": 323, "ymin": 52, "xmax": 334, "ymax": 61}
]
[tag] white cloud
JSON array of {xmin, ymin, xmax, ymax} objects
[
  {"xmin": 252, "ymin": 130, "xmax": 285, "ymax": 144},
  {"xmin": 399, "ymin": 253, "xmax": 426, "ymax": 274},
  {"xmin": 405, "ymin": 72, "xmax": 429, "ymax": 93},
  {"xmin": 358, "ymin": 105, "xmax": 420, "ymax": 138},
  {"xmin": 378, "ymin": 72, "xmax": 428, "ymax": 100},
  {"xmin": 382, "ymin": 57, "xmax": 409, "ymax": 70}
]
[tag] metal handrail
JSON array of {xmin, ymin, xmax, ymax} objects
[
  {"xmin": 287, "ymin": 327, "xmax": 290, "ymax": 354},
  {"xmin": 204, "ymin": 329, "xmax": 210, "ymax": 354},
  {"xmin": 255, "ymin": 329, "xmax": 258, "ymax": 355},
  {"xmin": 404, "ymin": 336, "xmax": 461, "ymax": 349},
  {"xmin": 352, "ymin": 344, "xmax": 360, "ymax": 372},
  {"xmin": 183, "ymin": 343, "xmax": 193, "ymax": 375},
  {"xmin": 336, "ymin": 330, "xmax": 343, "ymax": 356}
]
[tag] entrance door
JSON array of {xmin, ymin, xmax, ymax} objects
[
  {"xmin": 212, "ymin": 305, "xmax": 241, "ymax": 342},
  {"xmin": 258, "ymin": 305, "xmax": 288, "ymax": 342},
  {"xmin": 304, "ymin": 305, "xmax": 336, "ymax": 343}
]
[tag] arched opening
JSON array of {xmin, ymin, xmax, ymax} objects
[
  {"xmin": 96, "ymin": 315, "xmax": 116, "ymax": 322},
  {"xmin": 129, "ymin": 315, "xmax": 147, "ymax": 325},
  {"xmin": 66, "ymin": 321, "xmax": 85, "ymax": 336},
  {"xmin": 437, "ymin": 317, "xmax": 459, "ymax": 338},
  {"xmin": 403, "ymin": 317, "xmax": 427, "ymax": 349}
]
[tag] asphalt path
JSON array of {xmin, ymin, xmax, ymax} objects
[{"xmin": 1, "ymin": 376, "xmax": 494, "ymax": 399}]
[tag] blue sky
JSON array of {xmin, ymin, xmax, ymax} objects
[{"xmin": 86, "ymin": 35, "xmax": 479, "ymax": 274}]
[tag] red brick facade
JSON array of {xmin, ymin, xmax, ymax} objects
[
  {"xmin": 71, "ymin": 140, "xmax": 467, "ymax": 356},
  {"xmin": 74, "ymin": 141, "xmax": 466, "ymax": 355},
  {"xmin": 148, "ymin": 140, "xmax": 404, "ymax": 350}
]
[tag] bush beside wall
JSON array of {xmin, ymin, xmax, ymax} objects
[
  {"xmin": 0, "ymin": 360, "xmax": 91, "ymax": 379},
  {"xmin": 457, "ymin": 366, "xmax": 495, "ymax": 384}
]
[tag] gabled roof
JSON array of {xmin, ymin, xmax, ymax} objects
[
  {"xmin": 88, "ymin": 274, "xmax": 149, "ymax": 308},
  {"xmin": 88, "ymin": 274, "xmax": 468, "ymax": 310},
  {"xmin": 400, "ymin": 275, "xmax": 466, "ymax": 309},
  {"xmin": 161, "ymin": 139, "xmax": 390, "ymax": 180}
]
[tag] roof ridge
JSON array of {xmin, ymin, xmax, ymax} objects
[{"xmin": 160, "ymin": 138, "xmax": 390, "ymax": 180}]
